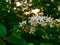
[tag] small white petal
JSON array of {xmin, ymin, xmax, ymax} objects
[
  {"xmin": 22, "ymin": 20, "xmax": 26, "ymax": 24},
  {"xmin": 16, "ymin": 2, "xmax": 22, "ymax": 6},
  {"xmin": 32, "ymin": 9, "xmax": 40, "ymax": 13}
]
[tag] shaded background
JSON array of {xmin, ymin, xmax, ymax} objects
[{"xmin": 0, "ymin": 0, "xmax": 60, "ymax": 45}]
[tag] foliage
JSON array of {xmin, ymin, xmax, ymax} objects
[{"xmin": 0, "ymin": 0, "xmax": 60, "ymax": 45}]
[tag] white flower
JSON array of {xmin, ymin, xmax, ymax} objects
[
  {"xmin": 30, "ymin": 16, "xmax": 35, "ymax": 25},
  {"xmin": 43, "ymin": 16, "xmax": 47, "ymax": 20},
  {"xmin": 22, "ymin": 20, "xmax": 26, "ymax": 24},
  {"xmin": 15, "ymin": 2, "xmax": 22, "ymax": 6},
  {"xmin": 31, "ymin": 16, "xmax": 36, "ymax": 20},
  {"xmin": 50, "ymin": 23, "xmax": 54, "ymax": 27},
  {"xmin": 39, "ymin": 16, "xmax": 44, "ymax": 20},
  {"xmin": 46, "ymin": 17, "xmax": 51, "ymax": 22},
  {"xmin": 19, "ymin": 22, "xmax": 22, "ymax": 27},
  {"xmin": 24, "ymin": 11, "xmax": 30, "ymax": 15},
  {"xmin": 29, "ymin": 27, "xmax": 33, "ymax": 34},
  {"xmin": 19, "ymin": 20, "xmax": 26, "ymax": 27},
  {"xmin": 30, "ymin": 0, "xmax": 32, "ymax": 2},
  {"xmin": 56, "ymin": 18, "xmax": 60, "ymax": 22},
  {"xmin": 30, "ymin": 16, "xmax": 40, "ymax": 25},
  {"xmin": 29, "ymin": 26, "xmax": 35, "ymax": 34},
  {"xmin": 32, "ymin": 9, "xmax": 40, "ymax": 14},
  {"xmin": 41, "ymin": 23, "xmax": 45, "ymax": 26},
  {"xmin": 29, "ymin": 30, "xmax": 34, "ymax": 34},
  {"xmin": 38, "ymin": 16, "xmax": 44, "ymax": 24},
  {"xmin": 28, "ymin": 3, "xmax": 32, "ymax": 6}
]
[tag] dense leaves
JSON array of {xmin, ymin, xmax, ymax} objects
[
  {"xmin": 13, "ymin": 25, "xmax": 24, "ymax": 39},
  {"xmin": 0, "ymin": 0, "xmax": 60, "ymax": 45},
  {"xmin": 7, "ymin": 35, "xmax": 27, "ymax": 45},
  {"xmin": 0, "ymin": 42, "xmax": 6, "ymax": 45}
]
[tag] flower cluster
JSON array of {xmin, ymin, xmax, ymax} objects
[
  {"xmin": 19, "ymin": 12, "xmax": 60, "ymax": 34},
  {"xmin": 29, "ymin": 15, "xmax": 60, "ymax": 27},
  {"xmin": 19, "ymin": 15, "xmax": 60, "ymax": 34}
]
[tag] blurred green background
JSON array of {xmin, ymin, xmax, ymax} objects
[{"xmin": 0, "ymin": 0, "xmax": 60, "ymax": 45}]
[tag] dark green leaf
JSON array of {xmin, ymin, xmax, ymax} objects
[
  {"xmin": 13, "ymin": 25, "xmax": 22, "ymax": 39},
  {"xmin": 0, "ymin": 42, "xmax": 6, "ymax": 45},
  {"xmin": 7, "ymin": 35, "xmax": 27, "ymax": 45},
  {"xmin": 40, "ymin": 43, "xmax": 52, "ymax": 45},
  {"xmin": 0, "ymin": 23, "xmax": 7, "ymax": 37},
  {"xmin": 13, "ymin": 30, "xmax": 22, "ymax": 39},
  {"xmin": 0, "ymin": 35, "xmax": 4, "ymax": 41},
  {"xmin": 28, "ymin": 43, "xmax": 34, "ymax": 45}
]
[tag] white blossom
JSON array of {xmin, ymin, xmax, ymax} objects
[
  {"xmin": 29, "ymin": 30, "xmax": 34, "ymax": 34},
  {"xmin": 31, "ymin": 16, "xmax": 36, "ymax": 20},
  {"xmin": 50, "ymin": 23, "xmax": 54, "ymax": 27},
  {"xmin": 30, "ymin": 0, "xmax": 32, "ymax": 2},
  {"xmin": 24, "ymin": 11, "xmax": 30, "ymax": 15},
  {"xmin": 32, "ymin": 9, "xmax": 40, "ymax": 14},
  {"xmin": 29, "ymin": 26, "xmax": 35, "ymax": 34},
  {"xmin": 46, "ymin": 17, "xmax": 51, "ymax": 22},
  {"xmin": 15, "ymin": 2, "xmax": 22, "ymax": 6},
  {"xmin": 38, "ymin": 16, "xmax": 44, "ymax": 25},
  {"xmin": 30, "ymin": 15, "xmax": 40, "ymax": 25},
  {"xmin": 19, "ymin": 22, "xmax": 22, "ymax": 27},
  {"xmin": 19, "ymin": 20, "xmax": 26, "ymax": 27},
  {"xmin": 22, "ymin": 20, "xmax": 26, "ymax": 24},
  {"xmin": 43, "ymin": 16, "xmax": 47, "ymax": 20},
  {"xmin": 56, "ymin": 18, "xmax": 60, "ymax": 22}
]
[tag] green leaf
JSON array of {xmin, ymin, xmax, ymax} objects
[
  {"xmin": 0, "ymin": 23, "xmax": 7, "ymax": 37},
  {"xmin": 0, "ymin": 42, "xmax": 6, "ymax": 45},
  {"xmin": 7, "ymin": 35, "xmax": 27, "ymax": 45},
  {"xmin": 13, "ymin": 25, "xmax": 23, "ymax": 39},
  {"xmin": 28, "ymin": 43, "xmax": 34, "ymax": 45},
  {"xmin": 40, "ymin": 43, "xmax": 52, "ymax": 45},
  {"xmin": 33, "ymin": 32, "xmax": 37, "ymax": 37},
  {"xmin": 13, "ymin": 25, "xmax": 19, "ymax": 31},
  {"xmin": 40, "ymin": 43, "xmax": 45, "ymax": 45},
  {"xmin": 13, "ymin": 30, "xmax": 22, "ymax": 39},
  {"xmin": 0, "ymin": 35, "xmax": 4, "ymax": 41}
]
